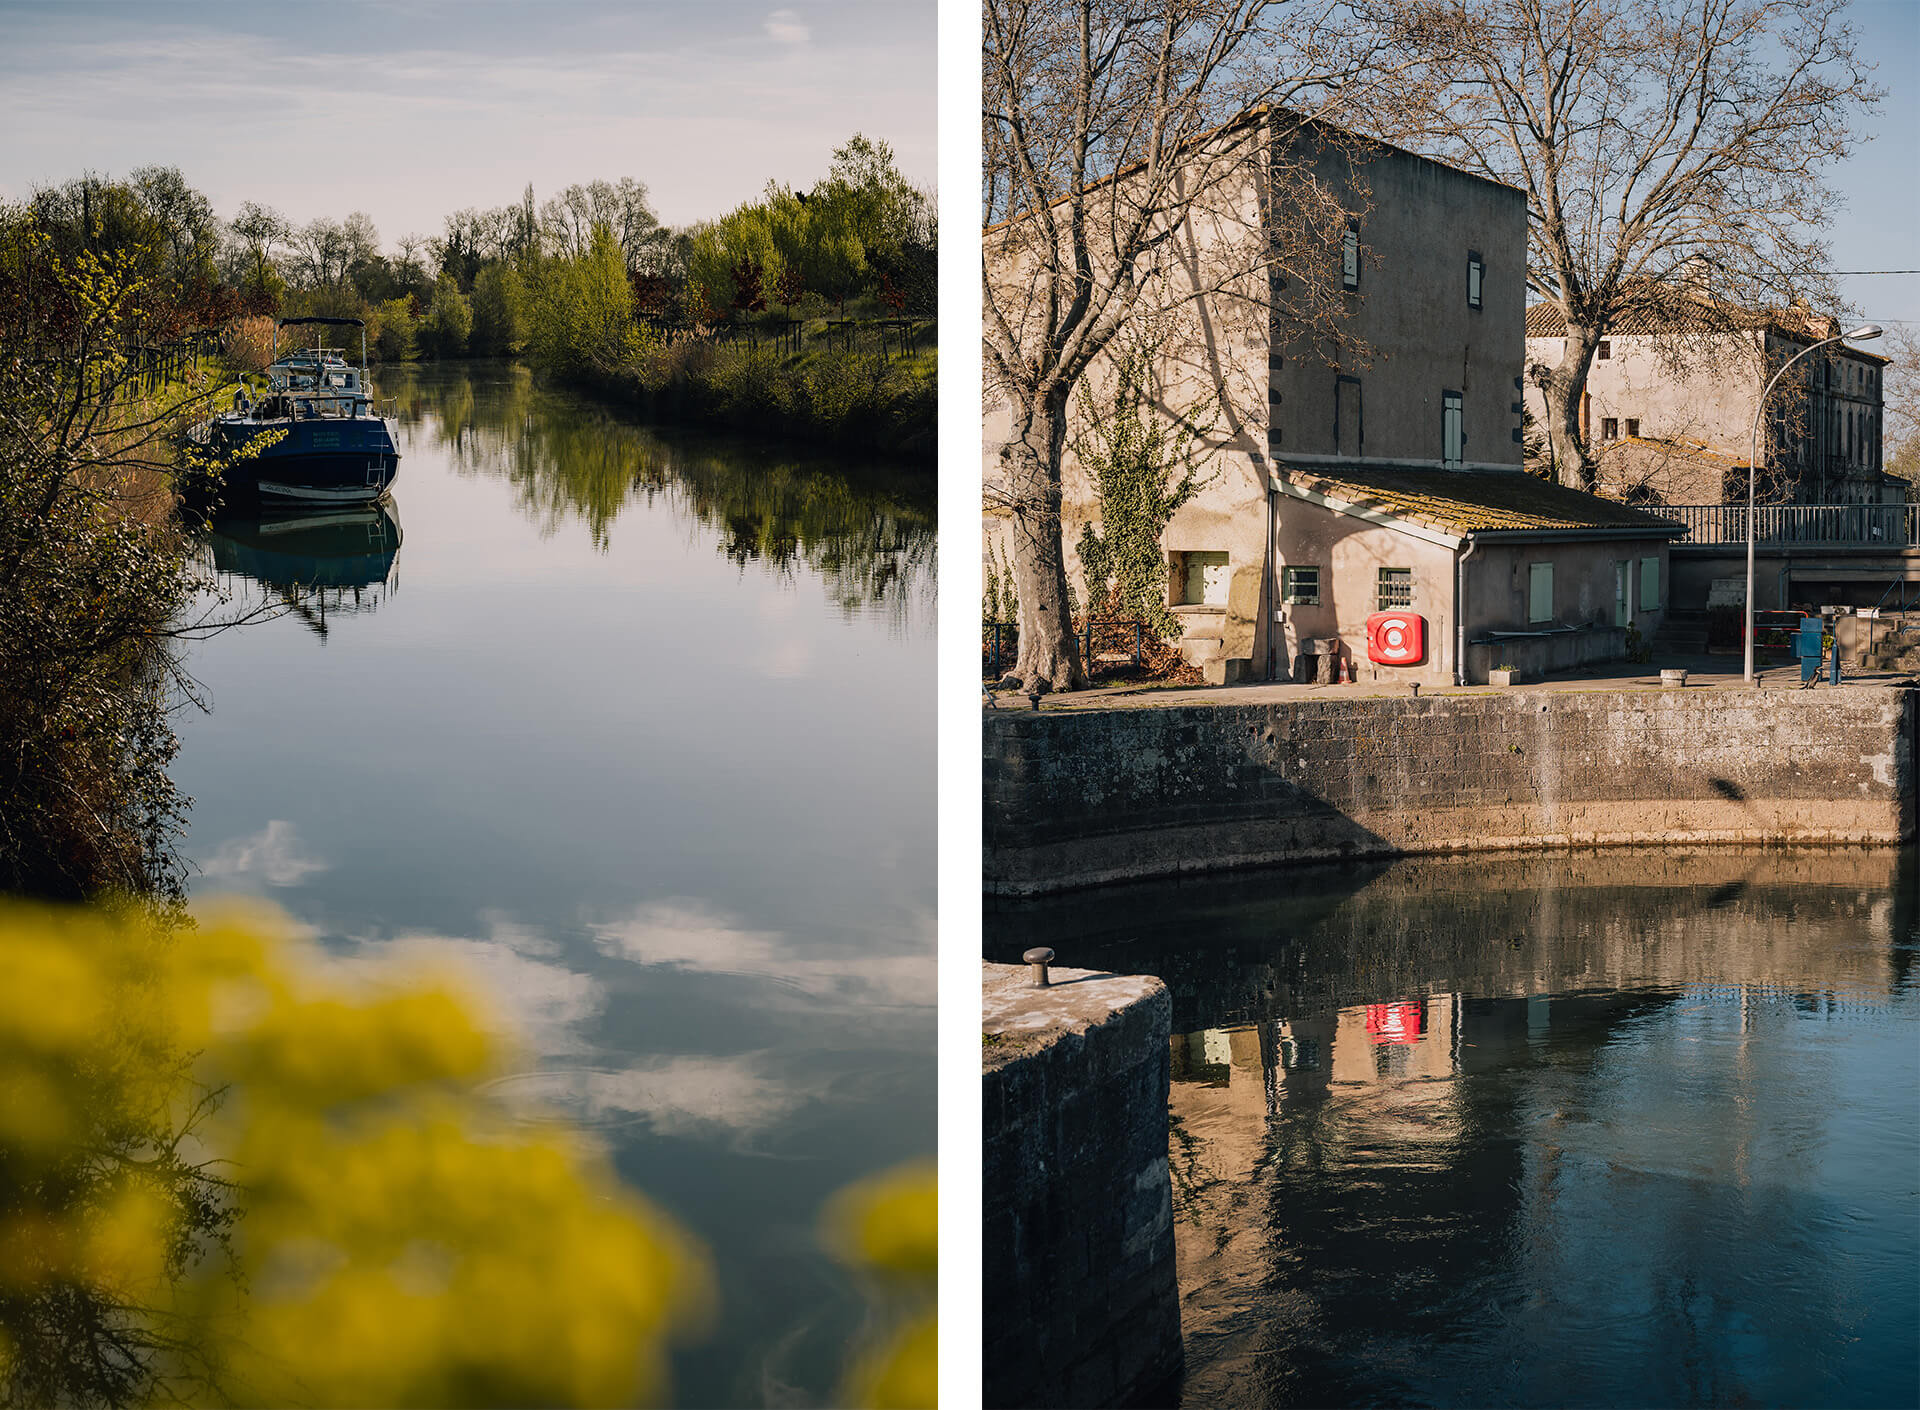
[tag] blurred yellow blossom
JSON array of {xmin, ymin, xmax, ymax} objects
[
  {"xmin": 0, "ymin": 899, "xmax": 708, "ymax": 1408},
  {"xmin": 825, "ymin": 1160, "xmax": 937, "ymax": 1409}
]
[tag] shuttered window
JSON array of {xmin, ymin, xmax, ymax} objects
[
  {"xmin": 1528, "ymin": 563, "xmax": 1554, "ymax": 623},
  {"xmin": 1442, "ymin": 391, "xmax": 1464, "ymax": 468}
]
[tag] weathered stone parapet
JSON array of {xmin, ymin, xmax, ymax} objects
[
  {"xmin": 985, "ymin": 687, "xmax": 1917, "ymax": 894},
  {"xmin": 983, "ymin": 962, "xmax": 1181, "ymax": 1409}
]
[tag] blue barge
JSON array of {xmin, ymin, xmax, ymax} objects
[{"xmin": 196, "ymin": 316, "xmax": 399, "ymax": 505}]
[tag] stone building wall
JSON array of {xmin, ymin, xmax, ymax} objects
[
  {"xmin": 984, "ymin": 688, "xmax": 1917, "ymax": 894},
  {"xmin": 983, "ymin": 963, "xmax": 1181, "ymax": 1408}
]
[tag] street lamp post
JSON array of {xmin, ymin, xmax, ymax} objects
[{"xmin": 1744, "ymin": 322, "xmax": 1883, "ymax": 685}]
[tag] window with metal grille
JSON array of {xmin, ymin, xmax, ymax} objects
[
  {"xmin": 1283, "ymin": 565, "xmax": 1321, "ymax": 605},
  {"xmin": 1342, "ymin": 227, "xmax": 1359, "ymax": 290},
  {"xmin": 1377, "ymin": 567, "xmax": 1412, "ymax": 610},
  {"xmin": 1597, "ymin": 340, "xmax": 1611, "ymax": 359},
  {"xmin": 1467, "ymin": 251, "xmax": 1483, "ymax": 308}
]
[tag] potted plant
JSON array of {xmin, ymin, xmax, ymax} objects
[{"xmin": 1488, "ymin": 662, "xmax": 1521, "ymax": 687}]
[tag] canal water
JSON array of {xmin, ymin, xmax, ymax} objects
[
  {"xmin": 175, "ymin": 362, "xmax": 935, "ymax": 1407},
  {"xmin": 989, "ymin": 849, "xmax": 1920, "ymax": 1409}
]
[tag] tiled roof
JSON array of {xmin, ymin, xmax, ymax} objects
[
  {"xmin": 1525, "ymin": 299, "xmax": 1890, "ymax": 362},
  {"xmin": 1278, "ymin": 465, "xmax": 1684, "ymax": 535}
]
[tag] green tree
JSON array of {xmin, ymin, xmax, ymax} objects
[
  {"xmin": 374, "ymin": 296, "xmax": 418, "ymax": 362},
  {"xmin": 470, "ymin": 261, "xmax": 529, "ymax": 355},
  {"xmin": 421, "ymin": 271, "xmax": 472, "ymax": 358},
  {"xmin": 525, "ymin": 222, "xmax": 643, "ymax": 379}
]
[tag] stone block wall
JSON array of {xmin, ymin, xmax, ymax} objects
[
  {"xmin": 985, "ymin": 687, "xmax": 1916, "ymax": 894},
  {"xmin": 983, "ymin": 963, "xmax": 1181, "ymax": 1408}
]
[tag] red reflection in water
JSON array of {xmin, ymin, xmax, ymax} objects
[{"xmin": 1365, "ymin": 1001, "xmax": 1425, "ymax": 1044}]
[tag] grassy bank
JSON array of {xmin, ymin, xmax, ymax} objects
[{"xmin": 575, "ymin": 335, "xmax": 936, "ymax": 463}]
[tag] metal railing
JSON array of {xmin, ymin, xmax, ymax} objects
[
  {"xmin": 1666, "ymin": 502, "xmax": 1920, "ymax": 547},
  {"xmin": 983, "ymin": 618, "xmax": 1152, "ymax": 679}
]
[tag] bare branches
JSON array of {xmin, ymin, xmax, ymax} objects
[
  {"xmin": 984, "ymin": 0, "xmax": 1410, "ymax": 685},
  {"xmin": 1383, "ymin": 0, "xmax": 1879, "ymax": 486}
]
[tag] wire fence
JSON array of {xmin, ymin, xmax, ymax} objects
[
  {"xmin": 984, "ymin": 617, "xmax": 1169, "ymax": 681},
  {"xmin": 658, "ymin": 317, "xmax": 936, "ymax": 363}
]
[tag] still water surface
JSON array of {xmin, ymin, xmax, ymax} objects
[
  {"xmin": 990, "ymin": 849, "xmax": 1919, "ymax": 1408},
  {"xmin": 177, "ymin": 362, "xmax": 935, "ymax": 1407}
]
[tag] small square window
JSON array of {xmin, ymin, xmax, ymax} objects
[
  {"xmin": 1602, "ymin": 417, "xmax": 1618, "ymax": 440},
  {"xmin": 1467, "ymin": 252, "xmax": 1483, "ymax": 309},
  {"xmin": 1283, "ymin": 565, "xmax": 1321, "ymax": 605},
  {"xmin": 1377, "ymin": 567, "xmax": 1412, "ymax": 611},
  {"xmin": 1342, "ymin": 228, "xmax": 1359, "ymax": 291},
  {"xmin": 1597, "ymin": 340, "xmax": 1611, "ymax": 360},
  {"xmin": 1625, "ymin": 418, "xmax": 1640, "ymax": 438}
]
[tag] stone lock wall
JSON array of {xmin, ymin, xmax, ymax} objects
[
  {"xmin": 983, "ymin": 963, "xmax": 1182, "ymax": 1408},
  {"xmin": 985, "ymin": 688, "xmax": 1917, "ymax": 894}
]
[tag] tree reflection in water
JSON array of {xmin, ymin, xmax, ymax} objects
[{"xmin": 391, "ymin": 364, "xmax": 935, "ymax": 633}]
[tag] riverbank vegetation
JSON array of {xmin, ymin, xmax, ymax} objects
[
  {"xmin": 0, "ymin": 196, "xmax": 269, "ymax": 902},
  {"xmin": 16, "ymin": 138, "xmax": 933, "ymax": 459}
]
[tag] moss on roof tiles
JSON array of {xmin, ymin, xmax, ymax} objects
[{"xmin": 1279, "ymin": 466, "xmax": 1683, "ymax": 534}]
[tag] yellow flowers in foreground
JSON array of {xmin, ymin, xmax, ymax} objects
[
  {"xmin": 0, "ymin": 900, "xmax": 937, "ymax": 1407},
  {"xmin": 826, "ymin": 1162, "xmax": 938, "ymax": 1408},
  {"xmin": 0, "ymin": 900, "xmax": 705, "ymax": 1407}
]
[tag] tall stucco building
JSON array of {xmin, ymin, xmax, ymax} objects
[
  {"xmin": 1523, "ymin": 299, "xmax": 1892, "ymax": 505},
  {"xmin": 986, "ymin": 110, "xmax": 1682, "ymax": 688}
]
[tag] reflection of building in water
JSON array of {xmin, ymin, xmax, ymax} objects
[{"xmin": 206, "ymin": 503, "xmax": 403, "ymax": 638}]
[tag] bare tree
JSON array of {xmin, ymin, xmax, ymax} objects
[
  {"xmin": 1883, "ymin": 322, "xmax": 1919, "ymax": 490},
  {"xmin": 983, "ymin": 0, "xmax": 1405, "ymax": 689},
  {"xmin": 1391, "ymin": 0, "xmax": 1879, "ymax": 490},
  {"xmin": 228, "ymin": 200, "xmax": 291, "ymax": 298}
]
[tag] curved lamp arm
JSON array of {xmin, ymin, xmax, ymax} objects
[{"xmin": 1743, "ymin": 324, "xmax": 1883, "ymax": 685}]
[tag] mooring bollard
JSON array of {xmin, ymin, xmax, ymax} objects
[{"xmin": 1023, "ymin": 947, "xmax": 1055, "ymax": 988}]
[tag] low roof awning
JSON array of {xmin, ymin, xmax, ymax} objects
[{"xmin": 1272, "ymin": 464, "xmax": 1687, "ymax": 548}]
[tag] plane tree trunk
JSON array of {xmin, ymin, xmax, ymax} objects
[
  {"xmin": 1003, "ymin": 387, "xmax": 1086, "ymax": 692},
  {"xmin": 1540, "ymin": 319, "xmax": 1600, "ymax": 492}
]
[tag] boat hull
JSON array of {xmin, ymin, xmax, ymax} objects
[{"xmin": 208, "ymin": 416, "xmax": 400, "ymax": 504}]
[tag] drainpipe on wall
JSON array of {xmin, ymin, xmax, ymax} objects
[
  {"xmin": 1267, "ymin": 485, "xmax": 1278, "ymax": 680},
  {"xmin": 1455, "ymin": 535, "xmax": 1480, "ymax": 686}
]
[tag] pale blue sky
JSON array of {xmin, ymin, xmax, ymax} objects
[
  {"xmin": 0, "ymin": 0, "xmax": 934, "ymax": 243},
  {"xmin": 1830, "ymin": 0, "xmax": 1920, "ymax": 331}
]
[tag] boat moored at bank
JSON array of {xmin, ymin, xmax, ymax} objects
[{"xmin": 192, "ymin": 317, "xmax": 399, "ymax": 504}]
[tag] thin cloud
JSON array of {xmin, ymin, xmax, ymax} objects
[
  {"xmin": 590, "ymin": 899, "xmax": 933, "ymax": 1009},
  {"xmin": 327, "ymin": 915, "xmax": 606, "ymax": 1057},
  {"xmin": 200, "ymin": 819, "xmax": 328, "ymax": 887},
  {"xmin": 764, "ymin": 9, "xmax": 810, "ymax": 45},
  {"xmin": 491, "ymin": 1055, "xmax": 813, "ymax": 1137}
]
